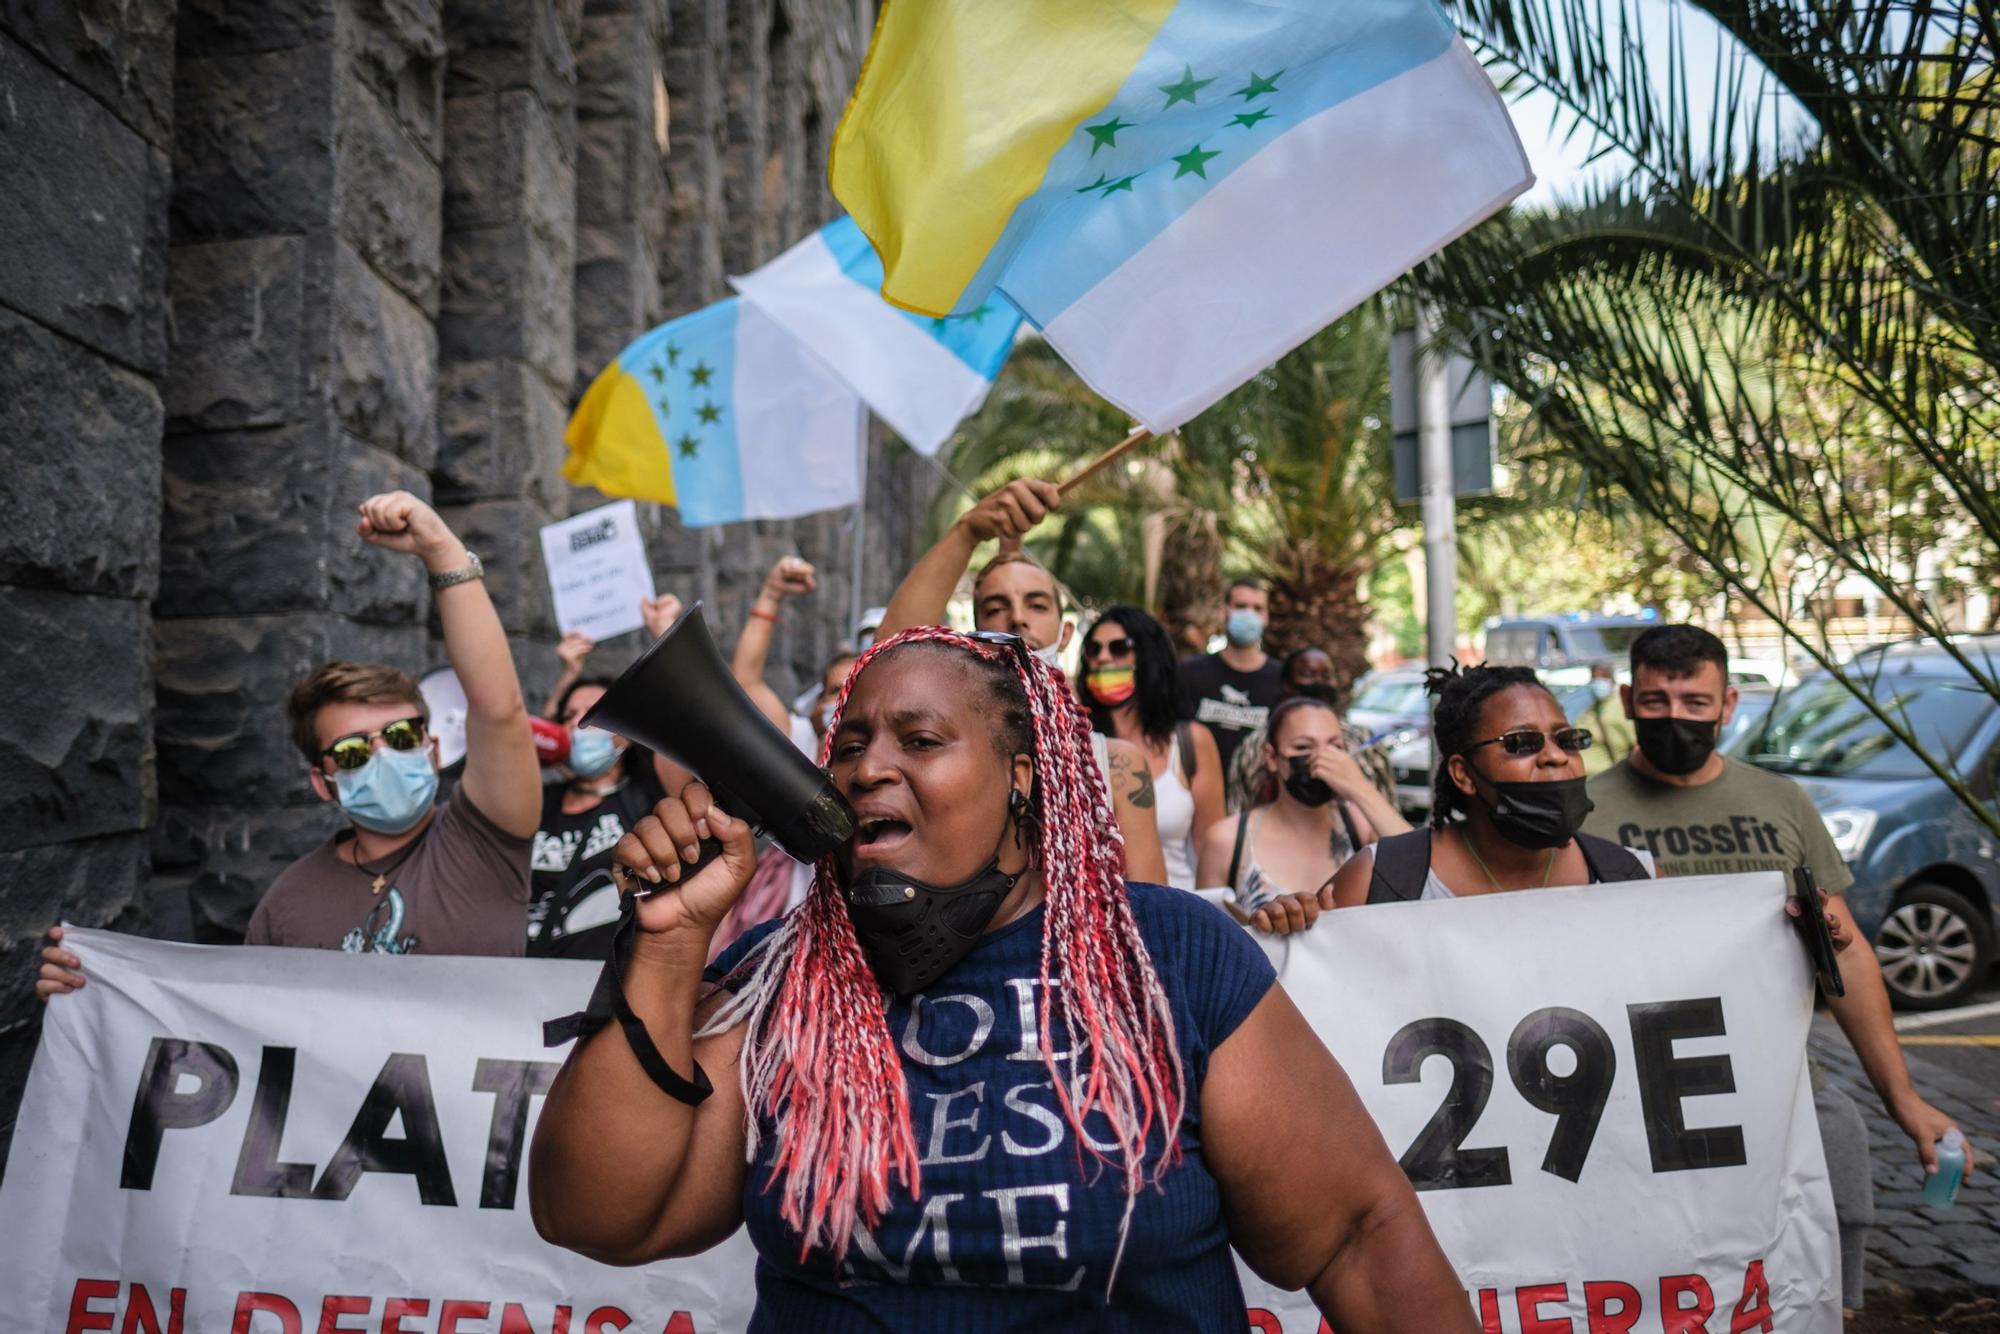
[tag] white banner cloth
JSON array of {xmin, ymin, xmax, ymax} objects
[{"xmin": 0, "ymin": 871, "xmax": 1836, "ymax": 1333}]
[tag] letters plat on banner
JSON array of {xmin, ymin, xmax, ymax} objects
[{"xmin": 0, "ymin": 872, "xmax": 1835, "ymax": 1332}]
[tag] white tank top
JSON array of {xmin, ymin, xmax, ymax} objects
[{"xmin": 1154, "ymin": 730, "xmax": 1197, "ymax": 891}]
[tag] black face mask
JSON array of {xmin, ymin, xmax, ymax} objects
[
  {"xmin": 842, "ymin": 809, "xmax": 1021, "ymax": 996},
  {"xmin": 1635, "ymin": 716, "xmax": 1720, "ymax": 776},
  {"xmin": 1283, "ymin": 753, "xmax": 1336, "ymax": 807},
  {"xmin": 1469, "ymin": 771, "xmax": 1595, "ymax": 850}
]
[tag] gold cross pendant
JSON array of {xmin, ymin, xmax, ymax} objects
[{"xmin": 371, "ymin": 874, "xmax": 387, "ymax": 895}]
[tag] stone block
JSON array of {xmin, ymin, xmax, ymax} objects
[
  {"xmin": 159, "ymin": 425, "xmax": 430, "ymax": 619},
  {"xmin": 575, "ymin": 112, "xmax": 662, "ymax": 227},
  {"xmin": 434, "ymin": 359, "xmax": 569, "ymax": 508},
  {"xmin": 153, "ymin": 803, "xmax": 346, "ymax": 941},
  {"xmin": 337, "ymin": 0, "xmax": 446, "ymax": 157},
  {"xmin": 164, "ymin": 236, "xmax": 308, "ymax": 432},
  {"xmin": 173, "ymin": 0, "xmax": 334, "ymax": 59},
  {"xmin": 0, "ymin": 588, "xmax": 152, "ymax": 854},
  {"xmin": 0, "ymin": 34, "xmax": 170, "ymax": 372},
  {"xmin": 439, "ymin": 222, "xmax": 575, "ymax": 391},
  {"xmin": 334, "ymin": 73, "xmax": 444, "ymax": 311},
  {"xmin": 331, "ymin": 238, "xmax": 439, "ymax": 465},
  {"xmin": 0, "ymin": 0, "xmax": 178, "ymax": 145},
  {"xmin": 573, "ymin": 8, "xmax": 658, "ymax": 122},
  {"xmin": 170, "ymin": 43, "xmax": 335, "ymax": 244},
  {"xmin": 443, "ymin": 0, "xmax": 576, "ymax": 116},
  {"xmin": 153, "ymin": 613, "xmax": 426, "ymax": 812},
  {"xmin": 0, "ymin": 310, "xmax": 164, "ymax": 600},
  {"xmin": 572, "ymin": 222, "xmax": 661, "ymax": 393},
  {"xmin": 434, "ymin": 499, "xmax": 559, "ymax": 639},
  {"xmin": 444, "ymin": 88, "xmax": 575, "ymax": 235}
]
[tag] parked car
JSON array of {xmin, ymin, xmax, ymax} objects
[
  {"xmin": 1348, "ymin": 668, "xmax": 1435, "ymax": 820},
  {"xmin": 1718, "ymin": 684, "xmax": 1780, "ymax": 756},
  {"xmin": 1738, "ymin": 636, "xmax": 2000, "ymax": 1009}
]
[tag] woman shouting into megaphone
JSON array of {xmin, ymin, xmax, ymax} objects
[{"xmin": 528, "ymin": 627, "xmax": 1473, "ymax": 1332}]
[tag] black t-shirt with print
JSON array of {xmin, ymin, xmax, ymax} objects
[
  {"xmin": 1178, "ymin": 652, "xmax": 1284, "ymax": 772},
  {"xmin": 527, "ymin": 772, "xmax": 663, "ymax": 960}
]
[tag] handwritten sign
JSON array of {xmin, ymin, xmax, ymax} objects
[{"xmin": 539, "ymin": 500, "xmax": 655, "ymax": 641}]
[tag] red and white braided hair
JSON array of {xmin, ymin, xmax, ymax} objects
[{"xmin": 701, "ymin": 625, "xmax": 1186, "ymax": 1271}]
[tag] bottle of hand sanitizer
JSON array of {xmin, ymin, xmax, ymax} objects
[{"xmin": 1922, "ymin": 1128, "xmax": 1967, "ymax": 1208}]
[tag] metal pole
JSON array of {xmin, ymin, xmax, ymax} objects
[
  {"xmin": 1417, "ymin": 300, "xmax": 1458, "ymax": 674},
  {"xmin": 848, "ymin": 433, "xmax": 869, "ymax": 642}
]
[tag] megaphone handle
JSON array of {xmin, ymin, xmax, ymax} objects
[{"xmin": 632, "ymin": 835, "xmax": 728, "ymax": 900}]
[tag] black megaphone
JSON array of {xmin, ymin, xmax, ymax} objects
[{"xmin": 580, "ymin": 601, "xmax": 854, "ymax": 867}]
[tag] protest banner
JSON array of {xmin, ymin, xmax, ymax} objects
[
  {"xmin": 539, "ymin": 500, "xmax": 656, "ymax": 642},
  {"xmin": 0, "ymin": 872, "xmax": 1836, "ymax": 1332},
  {"xmin": 1237, "ymin": 872, "xmax": 1838, "ymax": 1333}
]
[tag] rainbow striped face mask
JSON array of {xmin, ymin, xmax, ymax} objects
[{"xmin": 1084, "ymin": 665, "xmax": 1136, "ymax": 706}]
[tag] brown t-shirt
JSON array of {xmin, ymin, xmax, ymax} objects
[{"xmin": 245, "ymin": 787, "xmax": 532, "ymax": 955}]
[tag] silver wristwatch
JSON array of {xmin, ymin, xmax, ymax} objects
[{"xmin": 428, "ymin": 550, "xmax": 484, "ymax": 592}]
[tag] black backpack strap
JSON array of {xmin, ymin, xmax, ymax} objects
[
  {"xmin": 1177, "ymin": 722, "xmax": 1198, "ymax": 783},
  {"xmin": 1577, "ymin": 832, "xmax": 1652, "ymax": 883},
  {"xmin": 1225, "ymin": 811, "xmax": 1251, "ymax": 891},
  {"xmin": 1366, "ymin": 829, "xmax": 1434, "ymax": 904}
]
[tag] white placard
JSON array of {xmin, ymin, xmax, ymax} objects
[
  {"xmin": 0, "ymin": 873, "xmax": 1838, "ymax": 1332},
  {"xmin": 539, "ymin": 500, "xmax": 655, "ymax": 641}
]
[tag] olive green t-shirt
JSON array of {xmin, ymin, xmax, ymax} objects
[{"xmin": 1583, "ymin": 756, "xmax": 1854, "ymax": 894}]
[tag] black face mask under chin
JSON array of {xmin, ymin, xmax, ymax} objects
[
  {"xmin": 1635, "ymin": 715, "xmax": 1720, "ymax": 776},
  {"xmin": 842, "ymin": 817, "xmax": 1023, "ymax": 996},
  {"xmin": 1467, "ymin": 769, "xmax": 1595, "ymax": 850}
]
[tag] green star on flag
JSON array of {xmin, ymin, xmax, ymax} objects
[
  {"xmin": 676, "ymin": 434, "xmax": 700, "ymax": 458},
  {"xmin": 696, "ymin": 402, "xmax": 722, "ymax": 424},
  {"xmin": 647, "ymin": 363, "xmax": 665, "ymax": 384},
  {"xmin": 656, "ymin": 396, "xmax": 671, "ymax": 416},
  {"xmin": 689, "ymin": 362, "xmax": 714, "ymax": 388},
  {"xmin": 1101, "ymin": 173, "xmax": 1141, "ymax": 196},
  {"xmin": 1232, "ymin": 70, "xmax": 1283, "ymax": 101},
  {"xmin": 967, "ymin": 303, "xmax": 992, "ymax": 324},
  {"xmin": 1172, "ymin": 143, "xmax": 1221, "ymax": 179},
  {"xmin": 1229, "ymin": 108, "xmax": 1276, "ymax": 130},
  {"xmin": 1085, "ymin": 117, "xmax": 1132, "ymax": 155},
  {"xmin": 1159, "ymin": 64, "xmax": 1213, "ymax": 108},
  {"xmin": 665, "ymin": 343, "xmax": 681, "ymax": 365},
  {"xmin": 1076, "ymin": 172, "xmax": 1111, "ymax": 194}
]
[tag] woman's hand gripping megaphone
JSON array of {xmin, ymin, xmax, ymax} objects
[{"xmin": 610, "ymin": 781, "xmax": 762, "ymax": 940}]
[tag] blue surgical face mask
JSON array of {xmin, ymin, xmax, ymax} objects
[
  {"xmin": 568, "ymin": 725, "xmax": 620, "ymax": 779},
  {"xmin": 333, "ymin": 744, "xmax": 438, "ymax": 835},
  {"xmin": 1225, "ymin": 608, "xmax": 1265, "ymax": 648}
]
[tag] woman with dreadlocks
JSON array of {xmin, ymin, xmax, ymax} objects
[
  {"xmin": 1330, "ymin": 663, "xmax": 1655, "ymax": 907},
  {"xmin": 530, "ymin": 627, "xmax": 1472, "ymax": 1331}
]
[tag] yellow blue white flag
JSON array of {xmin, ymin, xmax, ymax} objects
[
  {"xmin": 732, "ymin": 216, "xmax": 1024, "ymax": 455},
  {"xmin": 831, "ymin": 0, "xmax": 1533, "ymax": 431},
  {"xmin": 563, "ymin": 298, "xmax": 865, "ymax": 527}
]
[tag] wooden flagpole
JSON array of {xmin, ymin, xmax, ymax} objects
[{"xmin": 1057, "ymin": 425, "xmax": 1153, "ymax": 498}]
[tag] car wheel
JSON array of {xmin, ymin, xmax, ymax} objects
[{"xmin": 1873, "ymin": 882, "xmax": 1994, "ymax": 1011}]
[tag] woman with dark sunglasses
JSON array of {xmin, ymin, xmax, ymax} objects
[
  {"xmin": 1077, "ymin": 606, "xmax": 1225, "ymax": 890},
  {"xmin": 1330, "ymin": 664, "xmax": 1654, "ymax": 907}
]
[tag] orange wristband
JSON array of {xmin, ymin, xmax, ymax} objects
[{"xmin": 748, "ymin": 606, "xmax": 780, "ymax": 624}]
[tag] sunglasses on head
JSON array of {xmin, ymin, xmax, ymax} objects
[
  {"xmin": 1083, "ymin": 636, "xmax": 1135, "ymax": 661},
  {"xmin": 321, "ymin": 717, "xmax": 428, "ymax": 771},
  {"xmin": 1463, "ymin": 727, "xmax": 1594, "ymax": 758},
  {"xmin": 965, "ymin": 629, "xmax": 1035, "ymax": 677}
]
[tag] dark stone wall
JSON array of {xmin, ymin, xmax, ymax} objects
[{"xmin": 1, "ymin": 0, "xmax": 932, "ymax": 1167}]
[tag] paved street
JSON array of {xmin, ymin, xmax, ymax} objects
[{"xmin": 1810, "ymin": 979, "xmax": 2000, "ymax": 1327}]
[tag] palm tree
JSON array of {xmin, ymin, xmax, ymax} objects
[{"xmin": 1412, "ymin": 0, "xmax": 2000, "ymax": 832}]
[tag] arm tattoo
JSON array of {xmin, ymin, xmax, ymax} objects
[{"xmin": 1111, "ymin": 749, "xmax": 1157, "ymax": 810}]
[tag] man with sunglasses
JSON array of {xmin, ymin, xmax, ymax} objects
[
  {"xmin": 1583, "ymin": 624, "xmax": 1970, "ymax": 1313},
  {"xmin": 39, "ymin": 493, "xmax": 540, "ymax": 991},
  {"xmin": 876, "ymin": 479, "xmax": 1167, "ymax": 883},
  {"xmin": 242, "ymin": 492, "xmax": 543, "ymax": 954}
]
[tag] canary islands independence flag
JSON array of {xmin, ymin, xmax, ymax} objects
[
  {"xmin": 731, "ymin": 216, "xmax": 1024, "ymax": 455},
  {"xmin": 830, "ymin": 0, "xmax": 1533, "ymax": 432},
  {"xmin": 563, "ymin": 297, "xmax": 866, "ymax": 527}
]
